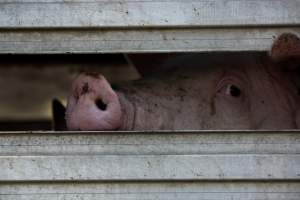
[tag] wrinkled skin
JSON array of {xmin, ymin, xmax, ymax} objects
[{"xmin": 65, "ymin": 33, "xmax": 300, "ymax": 131}]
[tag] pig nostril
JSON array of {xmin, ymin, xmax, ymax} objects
[
  {"xmin": 81, "ymin": 82, "xmax": 89, "ymax": 95},
  {"xmin": 96, "ymin": 99, "xmax": 107, "ymax": 111}
]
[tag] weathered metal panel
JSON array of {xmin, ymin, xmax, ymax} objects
[
  {"xmin": 0, "ymin": 0, "xmax": 299, "ymax": 28},
  {"xmin": 1, "ymin": 182, "xmax": 300, "ymax": 200},
  {"xmin": 0, "ymin": 0, "xmax": 299, "ymax": 53},
  {"xmin": 0, "ymin": 131, "xmax": 299, "ymax": 155},
  {"xmin": 0, "ymin": 131, "xmax": 299, "ymax": 181},
  {"xmin": 0, "ymin": 28, "xmax": 299, "ymax": 53},
  {"xmin": 0, "ymin": 131, "xmax": 299, "ymax": 199},
  {"xmin": 1, "ymin": 154, "xmax": 299, "ymax": 181}
]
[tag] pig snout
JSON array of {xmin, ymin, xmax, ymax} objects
[{"xmin": 65, "ymin": 73, "xmax": 122, "ymax": 130}]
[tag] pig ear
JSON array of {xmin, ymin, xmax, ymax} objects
[
  {"xmin": 52, "ymin": 99, "xmax": 67, "ymax": 131},
  {"xmin": 270, "ymin": 33, "xmax": 300, "ymax": 64},
  {"xmin": 124, "ymin": 54, "xmax": 175, "ymax": 77}
]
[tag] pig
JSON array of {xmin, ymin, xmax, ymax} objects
[{"xmin": 62, "ymin": 33, "xmax": 300, "ymax": 131}]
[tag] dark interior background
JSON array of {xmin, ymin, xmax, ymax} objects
[{"xmin": 0, "ymin": 54, "xmax": 140, "ymax": 130}]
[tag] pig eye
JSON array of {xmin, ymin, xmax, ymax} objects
[
  {"xmin": 222, "ymin": 84, "xmax": 242, "ymax": 98},
  {"xmin": 217, "ymin": 81, "xmax": 244, "ymax": 99},
  {"xmin": 217, "ymin": 76, "xmax": 246, "ymax": 100},
  {"xmin": 227, "ymin": 84, "xmax": 241, "ymax": 97}
]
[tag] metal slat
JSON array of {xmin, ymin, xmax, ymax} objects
[
  {"xmin": 0, "ymin": 131, "xmax": 299, "ymax": 182},
  {"xmin": 0, "ymin": 28, "xmax": 299, "ymax": 53},
  {"xmin": 1, "ymin": 182, "xmax": 300, "ymax": 200},
  {"xmin": 0, "ymin": 0, "xmax": 299, "ymax": 53},
  {"xmin": 0, "ymin": 131, "xmax": 299, "ymax": 155},
  {"xmin": 0, "ymin": 131, "xmax": 299, "ymax": 199},
  {"xmin": 1, "ymin": 154, "xmax": 300, "ymax": 181},
  {"xmin": 0, "ymin": 0, "xmax": 300, "ymax": 28}
]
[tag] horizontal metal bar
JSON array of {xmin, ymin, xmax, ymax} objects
[
  {"xmin": 0, "ymin": 27, "xmax": 299, "ymax": 53},
  {"xmin": 1, "ymin": 131, "xmax": 299, "ymax": 199},
  {"xmin": 0, "ymin": 0, "xmax": 300, "ymax": 28},
  {"xmin": 1, "ymin": 154, "xmax": 300, "ymax": 181},
  {"xmin": 1, "ymin": 130, "xmax": 300, "ymax": 134},
  {"xmin": 0, "ymin": 131, "xmax": 299, "ymax": 155},
  {"xmin": 1, "ymin": 182, "xmax": 300, "ymax": 200}
]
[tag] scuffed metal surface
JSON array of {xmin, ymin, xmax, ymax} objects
[
  {"xmin": 0, "ymin": 131, "xmax": 299, "ymax": 199},
  {"xmin": 0, "ymin": 28, "xmax": 299, "ymax": 53},
  {"xmin": 1, "ymin": 182, "xmax": 300, "ymax": 200},
  {"xmin": 0, "ymin": 0, "xmax": 299, "ymax": 28},
  {"xmin": 0, "ymin": 0, "xmax": 299, "ymax": 53},
  {"xmin": 0, "ymin": 131, "xmax": 299, "ymax": 181}
]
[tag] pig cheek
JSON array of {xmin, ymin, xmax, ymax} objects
[{"xmin": 212, "ymin": 96, "xmax": 250, "ymax": 129}]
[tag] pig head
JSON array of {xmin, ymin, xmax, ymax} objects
[{"xmin": 62, "ymin": 33, "xmax": 300, "ymax": 131}]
